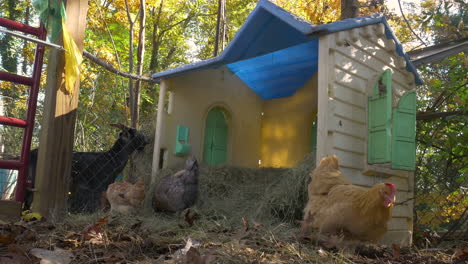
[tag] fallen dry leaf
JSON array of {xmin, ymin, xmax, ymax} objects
[
  {"xmin": 15, "ymin": 229, "xmax": 37, "ymax": 243},
  {"xmin": 0, "ymin": 253, "xmax": 31, "ymax": 264},
  {"xmin": 184, "ymin": 247, "xmax": 215, "ymax": 264},
  {"xmin": 452, "ymin": 248, "xmax": 468, "ymax": 260},
  {"xmin": 8, "ymin": 244, "xmax": 29, "ymax": 257},
  {"xmin": 232, "ymin": 228, "xmax": 251, "ymax": 242},
  {"xmin": 241, "ymin": 216, "xmax": 249, "ymax": 230},
  {"xmin": 318, "ymin": 248, "xmax": 328, "ymax": 257},
  {"xmin": 0, "ymin": 233, "xmax": 15, "ymax": 245},
  {"xmin": 103, "ymin": 252, "xmax": 126, "ymax": 263},
  {"xmin": 172, "ymin": 238, "xmax": 202, "ymax": 260},
  {"xmin": 81, "ymin": 215, "xmax": 109, "ymax": 241},
  {"xmin": 392, "ymin": 243, "xmax": 401, "ymax": 259},
  {"xmin": 30, "ymin": 247, "xmax": 73, "ymax": 264}
]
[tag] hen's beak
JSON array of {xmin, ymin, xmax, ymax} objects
[{"xmin": 384, "ymin": 195, "xmax": 396, "ymax": 207}]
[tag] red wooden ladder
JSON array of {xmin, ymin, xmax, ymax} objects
[{"xmin": 0, "ymin": 18, "xmax": 46, "ymax": 203}]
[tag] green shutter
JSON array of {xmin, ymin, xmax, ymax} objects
[
  {"xmin": 391, "ymin": 91, "xmax": 416, "ymax": 171},
  {"xmin": 175, "ymin": 125, "xmax": 191, "ymax": 156},
  {"xmin": 368, "ymin": 69, "xmax": 392, "ymax": 164}
]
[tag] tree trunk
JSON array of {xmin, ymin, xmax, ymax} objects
[
  {"xmin": 0, "ymin": 0, "xmax": 21, "ymax": 156},
  {"xmin": 0, "ymin": 0, "xmax": 21, "ymax": 73},
  {"xmin": 133, "ymin": 0, "xmax": 146, "ymax": 128},
  {"xmin": 127, "ymin": 0, "xmax": 147, "ymax": 182},
  {"xmin": 124, "ymin": 0, "xmax": 136, "ymax": 126},
  {"xmin": 150, "ymin": 0, "xmax": 164, "ymax": 73},
  {"xmin": 213, "ymin": 0, "xmax": 226, "ymax": 57},
  {"xmin": 22, "ymin": 6, "xmax": 31, "ymax": 75},
  {"xmin": 341, "ymin": 0, "xmax": 359, "ymax": 19}
]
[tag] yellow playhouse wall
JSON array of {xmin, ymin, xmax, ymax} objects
[
  {"xmin": 162, "ymin": 66, "xmax": 264, "ymax": 168},
  {"xmin": 260, "ymin": 74, "xmax": 318, "ymax": 168}
]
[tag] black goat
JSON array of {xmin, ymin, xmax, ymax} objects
[{"xmin": 25, "ymin": 123, "xmax": 148, "ymax": 213}]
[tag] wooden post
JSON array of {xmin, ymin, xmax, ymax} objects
[
  {"xmin": 151, "ymin": 80, "xmax": 167, "ymax": 182},
  {"xmin": 33, "ymin": 0, "xmax": 88, "ymax": 218},
  {"xmin": 316, "ymin": 34, "xmax": 332, "ymax": 165}
]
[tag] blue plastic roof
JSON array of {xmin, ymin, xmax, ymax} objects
[
  {"xmin": 227, "ymin": 40, "xmax": 319, "ymax": 99},
  {"xmin": 152, "ymin": 0, "xmax": 422, "ymax": 99}
]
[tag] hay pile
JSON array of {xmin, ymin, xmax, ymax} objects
[
  {"xmin": 132, "ymin": 117, "xmax": 317, "ymax": 226},
  {"xmin": 150, "ymin": 153, "xmax": 316, "ymax": 227}
]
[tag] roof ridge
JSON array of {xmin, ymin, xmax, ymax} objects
[{"xmin": 152, "ymin": 2, "xmax": 422, "ymax": 85}]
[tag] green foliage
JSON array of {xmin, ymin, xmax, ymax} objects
[
  {"xmin": 390, "ymin": 0, "xmax": 468, "ymax": 232},
  {"xmin": 188, "ymin": 0, "xmax": 257, "ymax": 60},
  {"xmin": 0, "ymin": 0, "xmax": 23, "ymax": 73}
]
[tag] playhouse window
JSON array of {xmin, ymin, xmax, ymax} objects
[
  {"xmin": 367, "ymin": 70, "xmax": 416, "ymax": 171},
  {"xmin": 167, "ymin": 92, "xmax": 174, "ymax": 114},
  {"xmin": 159, "ymin": 148, "xmax": 167, "ymax": 169}
]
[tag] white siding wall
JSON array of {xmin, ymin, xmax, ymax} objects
[{"xmin": 316, "ymin": 24, "xmax": 416, "ymax": 246}]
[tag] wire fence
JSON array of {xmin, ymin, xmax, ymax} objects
[
  {"xmin": 0, "ymin": 90, "xmax": 155, "ymax": 212},
  {"xmin": 414, "ymin": 189, "xmax": 467, "ymax": 245},
  {"xmin": 413, "ymin": 153, "xmax": 468, "ymax": 246},
  {"xmin": 1, "ymin": 96, "xmax": 466, "ymax": 245}
]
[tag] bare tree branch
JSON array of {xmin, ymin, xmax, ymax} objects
[
  {"xmin": 150, "ymin": 0, "xmax": 164, "ymax": 72},
  {"xmin": 395, "ymin": 196, "xmax": 416, "ymax": 206},
  {"xmin": 397, "ymin": 0, "xmax": 427, "ymax": 46},
  {"xmin": 213, "ymin": 0, "xmax": 225, "ymax": 57},
  {"xmin": 429, "ymin": 82, "xmax": 467, "ymax": 112},
  {"xmin": 83, "ymin": 50, "xmax": 155, "ymax": 83},
  {"xmin": 417, "ymin": 110, "xmax": 468, "ymax": 121},
  {"xmin": 158, "ymin": 13, "xmax": 194, "ymax": 37},
  {"xmin": 408, "ymin": 37, "xmax": 468, "ymax": 66}
]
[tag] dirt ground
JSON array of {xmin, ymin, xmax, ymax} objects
[
  {"xmin": 1, "ymin": 213, "xmax": 466, "ymax": 264},
  {"xmin": 2, "ymin": 156, "xmax": 466, "ymax": 263}
]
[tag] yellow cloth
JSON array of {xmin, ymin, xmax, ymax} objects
[{"xmin": 62, "ymin": 19, "xmax": 82, "ymax": 94}]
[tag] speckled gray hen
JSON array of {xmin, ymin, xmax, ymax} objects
[{"xmin": 153, "ymin": 156, "xmax": 199, "ymax": 212}]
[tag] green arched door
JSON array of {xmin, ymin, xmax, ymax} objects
[{"xmin": 204, "ymin": 108, "xmax": 228, "ymax": 165}]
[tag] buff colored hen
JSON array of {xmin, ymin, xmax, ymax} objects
[
  {"xmin": 106, "ymin": 180, "xmax": 145, "ymax": 214},
  {"xmin": 303, "ymin": 156, "xmax": 396, "ymax": 242}
]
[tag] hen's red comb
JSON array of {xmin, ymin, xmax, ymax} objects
[{"xmin": 384, "ymin": 182, "xmax": 396, "ymax": 193}]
